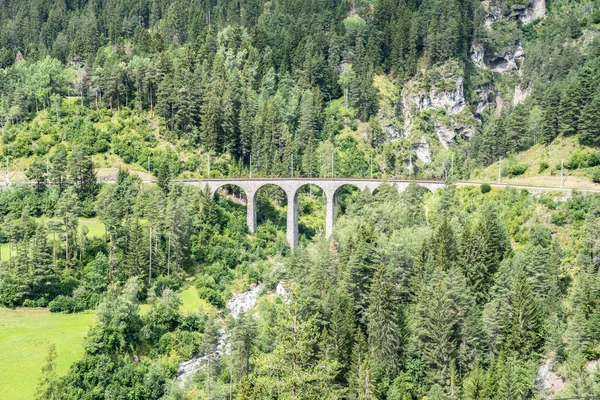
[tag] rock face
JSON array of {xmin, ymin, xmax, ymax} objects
[
  {"xmin": 403, "ymin": 76, "xmax": 466, "ymax": 115},
  {"xmin": 401, "ymin": 62, "xmax": 479, "ymax": 155},
  {"xmin": 434, "ymin": 124, "xmax": 475, "ymax": 149},
  {"xmin": 484, "ymin": 0, "xmax": 546, "ymax": 27},
  {"xmin": 471, "ymin": 42, "xmax": 525, "ymax": 73},
  {"xmin": 227, "ymin": 285, "xmax": 261, "ymax": 319},
  {"xmin": 513, "ymin": 84, "xmax": 531, "ymax": 105},
  {"xmin": 414, "ymin": 137, "xmax": 431, "ymax": 163},
  {"xmin": 176, "ymin": 286, "xmax": 261, "ymax": 386},
  {"xmin": 474, "ymin": 83, "xmax": 498, "ymax": 116}
]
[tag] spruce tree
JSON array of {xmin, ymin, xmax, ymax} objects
[
  {"xmin": 35, "ymin": 344, "xmax": 61, "ymax": 400},
  {"xmin": 505, "ymin": 269, "xmax": 542, "ymax": 357},
  {"xmin": 367, "ymin": 266, "xmax": 401, "ymax": 380}
]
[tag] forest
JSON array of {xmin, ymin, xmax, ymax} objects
[
  {"xmin": 3, "ymin": 171, "xmax": 600, "ymax": 399},
  {"xmin": 1, "ymin": 0, "xmax": 600, "ymax": 180},
  {"xmin": 1, "ymin": 0, "xmax": 600, "ymax": 399}
]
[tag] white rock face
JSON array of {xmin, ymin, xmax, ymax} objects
[
  {"xmin": 471, "ymin": 44, "xmax": 485, "ymax": 67},
  {"xmin": 489, "ymin": 43, "xmax": 524, "ymax": 73},
  {"xmin": 404, "ymin": 76, "xmax": 466, "ymax": 115},
  {"xmin": 474, "ymin": 83, "xmax": 498, "ymax": 115},
  {"xmin": 434, "ymin": 124, "xmax": 456, "ymax": 149},
  {"xmin": 434, "ymin": 124, "xmax": 475, "ymax": 149},
  {"xmin": 227, "ymin": 285, "xmax": 261, "ymax": 319},
  {"xmin": 176, "ymin": 286, "xmax": 261, "ymax": 386},
  {"xmin": 514, "ymin": 0, "xmax": 546, "ymax": 24},
  {"xmin": 472, "ymin": 41, "xmax": 524, "ymax": 73},
  {"xmin": 513, "ymin": 84, "xmax": 531, "ymax": 105},
  {"xmin": 536, "ymin": 358, "xmax": 564, "ymax": 399},
  {"xmin": 484, "ymin": 0, "xmax": 546, "ymax": 27},
  {"xmin": 414, "ymin": 137, "xmax": 431, "ymax": 163}
]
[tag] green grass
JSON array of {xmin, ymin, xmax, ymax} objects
[
  {"xmin": 0, "ymin": 308, "xmax": 94, "ymax": 400},
  {"xmin": 79, "ymin": 218, "xmax": 105, "ymax": 238},
  {"xmin": 179, "ymin": 286, "xmax": 202, "ymax": 315}
]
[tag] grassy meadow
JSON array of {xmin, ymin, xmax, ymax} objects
[
  {"xmin": 0, "ymin": 285, "xmax": 203, "ymax": 399},
  {"xmin": 0, "ymin": 308, "xmax": 95, "ymax": 400}
]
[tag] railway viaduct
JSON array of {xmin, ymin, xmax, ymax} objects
[{"xmin": 188, "ymin": 178, "xmax": 446, "ymax": 248}]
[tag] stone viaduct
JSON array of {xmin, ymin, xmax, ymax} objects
[{"xmin": 186, "ymin": 178, "xmax": 446, "ymax": 248}]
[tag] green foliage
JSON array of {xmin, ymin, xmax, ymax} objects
[
  {"xmin": 48, "ymin": 295, "xmax": 80, "ymax": 314},
  {"xmin": 480, "ymin": 183, "xmax": 491, "ymax": 194}
]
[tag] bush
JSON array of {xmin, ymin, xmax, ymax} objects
[
  {"xmin": 507, "ymin": 163, "xmax": 528, "ymax": 177},
  {"xmin": 551, "ymin": 211, "xmax": 567, "ymax": 226},
  {"xmin": 590, "ymin": 167, "xmax": 600, "ymax": 183},
  {"xmin": 153, "ymin": 275, "xmax": 181, "ymax": 297},
  {"xmin": 49, "ymin": 295, "xmax": 79, "ymax": 313},
  {"xmin": 196, "ymin": 287, "xmax": 224, "ymax": 308},
  {"xmin": 539, "ymin": 161, "xmax": 549, "ymax": 172},
  {"xmin": 22, "ymin": 299, "xmax": 37, "ymax": 308},
  {"xmin": 480, "ymin": 183, "xmax": 491, "ymax": 194}
]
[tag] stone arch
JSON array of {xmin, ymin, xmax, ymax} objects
[
  {"xmin": 293, "ymin": 183, "xmax": 327, "ymax": 240},
  {"xmin": 212, "ymin": 183, "xmax": 248, "ymax": 202},
  {"xmin": 253, "ymin": 183, "xmax": 289, "ymax": 235}
]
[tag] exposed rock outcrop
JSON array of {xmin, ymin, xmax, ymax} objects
[
  {"xmin": 483, "ymin": 0, "xmax": 546, "ymax": 27},
  {"xmin": 513, "ymin": 84, "xmax": 531, "ymax": 105},
  {"xmin": 403, "ymin": 76, "xmax": 466, "ymax": 115},
  {"xmin": 474, "ymin": 83, "xmax": 498, "ymax": 116},
  {"xmin": 434, "ymin": 123, "xmax": 475, "ymax": 149},
  {"xmin": 176, "ymin": 286, "xmax": 261, "ymax": 386},
  {"xmin": 414, "ymin": 137, "xmax": 431, "ymax": 163},
  {"xmin": 472, "ymin": 42, "xmax": 524, "ymax": 73}
]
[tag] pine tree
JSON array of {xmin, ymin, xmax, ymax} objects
[
  {"xmin": 505, "ymin": 269, "xmax": 542, "ymax": 357},
  {"xmin": 579, "ymin": 92, "xmax": 600, "ymax": 145},
  {"xmin": 28, "ymin": 225, "xmax": 54, "ymax": 297},
  {"xmin": 26, "ymin": 156, "xmax": 47, "ymax": 192},
  {"xmin": 348, "ymin": 328, "xmax": 376, "ymax": 400},
  {"xmin": 342, "ymin": 222, "xmax": 379, "ymax": 325},
  {"xmin": 330, "ymin": 288, "xmax": 356, "ymax": 380},
  {"xmin": 559, "ymin": 84, "xmax": 581, "ymax": 136},
  {"xmin": 245, "ymin": 294, "xmax": 342, "ymax": 398},
  {"xmin": 462, "ymin": 364, "xmax": 487, "ymax": 400},
  {"xmin": 540, "ymin": 86, "xmax": 561, "ymax": 143},
  {"xmin": 458, "ymin": 222, "xmax": 489, "ymax": 304},
  {"xmin": 35, "ymin": 344, "xmax": 61, "ymax": 400},
  {"xmin": 367, "ymin": 266, "xmax": 401, "ymax": 380},
  {"xmin": 433, "ymin": 218, "xmax": 458, "ymax": 271},
  {"xmin": 49, "ymin": 144, "xmax": 68, "ymax": 193},
  {"xmin": 54, "ymin": 187, "xmax": 80, "ymax": 262}
]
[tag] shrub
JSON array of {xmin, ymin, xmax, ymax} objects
[
  {"xmin": 551, "ymin": 211, "xmax": 567, "ymax": 226},
  {"xmin": 22, "ymin": 299, "xmax": 37, "ymax": 308},
  {"xmin": 480, "ymin": 183, "xmax": 491, "ymax": 194},
  {"xmin": 507, "ymin": 163, "xmax": 528, "ymax": 177},
  {"xmin": 153, "ymin": 275, "xmax": 181, "ymax": 297},
  {"xmin": 591, "ymin": 167, "xmax": 600, "ymax": 183},
  {"xmin": 539, "ymin": 161, "xmax": 549, "ymax": 172},
  {"xmin": 196, "ymin": 287, "xmax": 224, "ymax": 308},
  {"xmin": 49, "ymin": 295, "xmax": 78, "ymax": 313}
]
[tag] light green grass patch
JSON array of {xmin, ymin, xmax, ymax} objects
[
  {"xmin": 0, "ymin": 308, "xmax": 94, "ymax": 400},
  {"xmin": 79, "ymin": 218, "xmax": 105, "ymax": 238},
  {"xmin": 179, "ymin": 286, "xmax": 202, "ymax": 315}
]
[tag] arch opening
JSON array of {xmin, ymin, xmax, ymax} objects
[
  {"xmin": 295, "ymin": 184, "xmax": 326, "ymax": 243},
  {"xmin": 213, "ymin": 184, "xmax": 248, "ymax": 205},
  {"xmin": 255, "ymin": 184, "xmax": 288, "ymax": 232},
  {"xmin": 333, "ymin": 184, "xmax": 362, "ymax": 218}
]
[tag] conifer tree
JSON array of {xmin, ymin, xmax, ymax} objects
[
  {"xmin": 505, "ymin": 269, "xmax": 542, "ymax": 357},
  {"xmin": 35, "ymin": 344, "xmax": 61, "ymax": 400},
  {"xmin": 348, "ymin": 328, "xmax": 376, "ymax": 400},
  {"xmin": 367, "ymin": 266, "xmax": 401, "ymax": 380}
]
